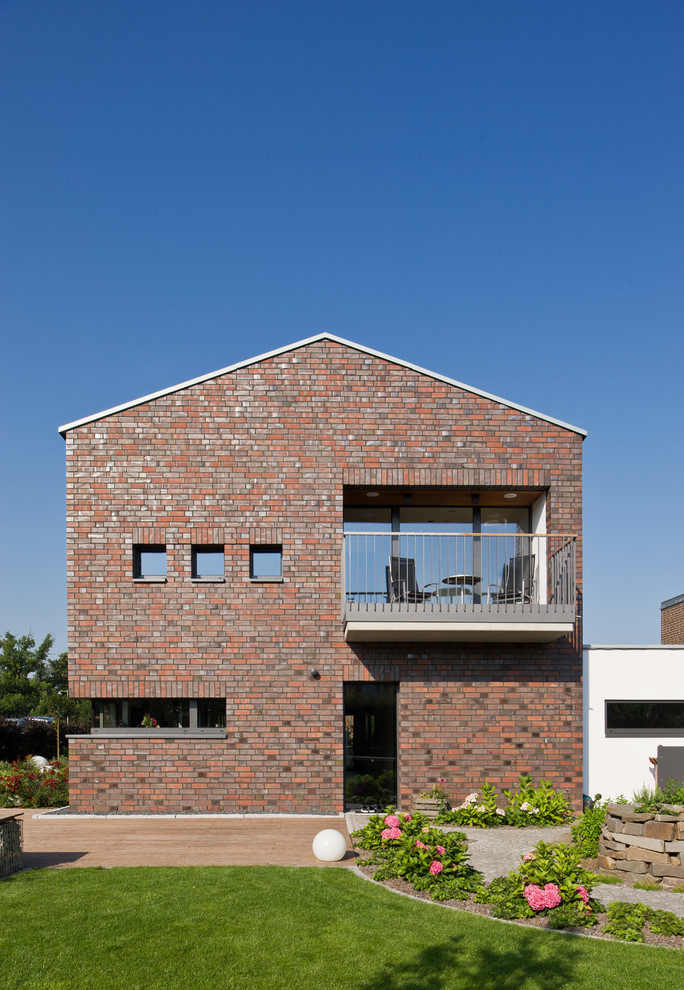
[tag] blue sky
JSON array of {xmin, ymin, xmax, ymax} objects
[{"xmin": 1, "ymin": 0, "xmax": 682, "ymax": 654}]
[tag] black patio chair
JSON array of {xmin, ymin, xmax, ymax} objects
[
  {"xmin": 488, "ymin": 555, "xmax": 535, "ymax": 604},
  {"xmin": 386, "ymin": 556, "xmax": 440, "ymax": 604}
]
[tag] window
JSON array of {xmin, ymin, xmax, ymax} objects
[
  {"xmin": 92, "ymin": 698, "xmax": 226, "ymax": 734},
  {"xmin": 133, "ymin": 544, "xmax": 166, "ymax": 580},
  {"xmin": 192, "ymin": 545, "xmax": 224, "ymax": 581},
  {"xmin": 250, "ymin": 544, "xmax": 282, "ymax": 580},
  {"xmin": 606, "ymin": 701, "xmax": 684, "ymax": 736}
]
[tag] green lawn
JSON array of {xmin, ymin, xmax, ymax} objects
[{"xmin": 0, "ymin": 867, "xmax": 681, "ymax": 990}]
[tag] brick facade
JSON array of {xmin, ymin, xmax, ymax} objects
[
  {"xmin": 661, "ymin": 595, "xmax": 684, "ymax": 645},
  {"xmin": 63, "ymin": 336, "xmax": 584, "ymax": 813}
]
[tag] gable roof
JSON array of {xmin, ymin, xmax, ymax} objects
[{"xmin": 58, "ymin": 332, "xmax": 587, "ymax": 437}]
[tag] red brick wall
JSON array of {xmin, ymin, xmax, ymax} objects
[
  {"xmin": 662, "ymin": 599, "xmax": 684, "ymax": 644},
  {"xmin": 65, "ymin": 338, "xmax": 583, "ymax": 813}
]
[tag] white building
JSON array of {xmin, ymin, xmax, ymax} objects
[{"xmin": 583, "ymin": 645, "xmax": 684, "ymax": 800}]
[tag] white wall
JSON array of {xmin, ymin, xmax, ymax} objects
[{"xmin": 583, "ymin": 645, "xmax": 684, "ymax": 800}]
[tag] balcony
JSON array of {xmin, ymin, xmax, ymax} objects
[{"xmin": 343, "ymin": 532, "xmax": 577, "ymax": 642}]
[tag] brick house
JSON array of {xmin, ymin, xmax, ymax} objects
[
  {"xmin": 661, "ymin": 594, "xmax": 684, "ymax": 644},
  {"xmin": 59, "ymin": 334, "xmax": 585, "ymax": 814}
]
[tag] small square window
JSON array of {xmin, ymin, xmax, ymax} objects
[
  {"xmin": 133, "ymin": 544, "xmax": 166, "ymax": 579},
  {"xmin": 192, "ymin": 545, "xmax": 224, "ymax": 579},
  {"xmin": 250, "ymin": 544, "xmax": 282, "ymax": 580}
]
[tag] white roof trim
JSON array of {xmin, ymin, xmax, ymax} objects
[{"xmin": 58, "ymin": 332, "xmax": 587, "ymax": 437}]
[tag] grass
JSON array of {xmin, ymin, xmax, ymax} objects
[{"xmin": 1, "ymin": 867, "xmax": 682, "ymax": 990}]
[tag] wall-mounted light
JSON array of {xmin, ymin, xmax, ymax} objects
[{"xmin": 310, "ymin": 668, "xmax": 321, "ymax": 680}]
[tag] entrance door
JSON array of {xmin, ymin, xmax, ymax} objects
[{"xmin": 343, "ymin": 682, "xmax": 397, "ymax": 811}]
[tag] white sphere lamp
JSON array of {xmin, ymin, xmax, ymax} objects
[{"xmin": 312, "ymin": 829, "xmax": 347, "ymax": 862}]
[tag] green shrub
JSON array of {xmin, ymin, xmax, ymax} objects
[
  {"xmin": 0, "ymin": 755, "xmax": 68, "ymax": 807},
  {"xmin": 503, "ymin": 776, "xmax": 572, "ymax": 827},
  {"xmin": 633, "ymin": 778, "xmax": 684, "ymax": 814},
  {"xmin": 475, "ymin": 840, "xmax": 600, "ymax": 925},
  {"xmin": 647, "ymin": 909, "xmax": 684, "ymax": 938},
  {"xmin": 603, "ymin": 902, "xmax": 649, "ymax": 942},
  {"xmin": 352, "ymin": 809, "xmax": 483, "ymax": 900},
  {"xmin": 603, "ymin": 902, "xmax": 684, "ymax": 942},
  {"xmin": 570, "ymin": 795, "xmax": 611, "ymax": 858},
  {"xmin": 435, "ymin": 776, "xmax": 572, "ymax": 829},
  {"xmin": 435, "ymin": 781, "xmax": 504, "ymax": 828}
]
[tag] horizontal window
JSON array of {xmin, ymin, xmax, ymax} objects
[
  {"xmin": 92, "ymin": 699, "xmax": 226, "ymax": 733},
  {"xmin": 606, "ymin": 701, "xmax": 684, "ymax": 736}
]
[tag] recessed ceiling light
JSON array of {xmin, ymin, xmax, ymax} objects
[
  {"xmin": 503, "ymin": 492, "xmax": 518, "ymax": 499},
  {"xmin": 366, "ymin": 491, "xmax": 380, "ymax": 498}
]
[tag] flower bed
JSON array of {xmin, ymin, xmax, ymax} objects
[
  {"xmin": 428, "ymin": 776, "xmax": 573, "ymax": 829},
  {"xmin": 352, "ymin": 810, "xmax": 684, "ymax": 947},
  {"xmin": 0, "ymin": 756, "xmax": 69, "ymax": 808}
]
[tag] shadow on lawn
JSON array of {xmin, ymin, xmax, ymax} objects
[{"xmin": 359, "ymin": 929, "xmax": 579, "ymax": 990}]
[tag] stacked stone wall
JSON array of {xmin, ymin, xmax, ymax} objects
[{"xmin": 598, "ymin": 803, "xmax": 684, "ymax": 887}]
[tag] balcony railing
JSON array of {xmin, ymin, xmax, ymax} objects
[{"xmin": 342, "ymin": 532, "xmax": 577, "ymax": 642}]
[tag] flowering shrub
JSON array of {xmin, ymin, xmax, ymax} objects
[
  {"xmin": 503, "ymin": 777, "xmax": 572, "ymax": 827},
  {"xmin": 475, "ymin": 840, "xmax": 600, "ymax": 926},
  {"xmin": 353, "ymin": 808, "xmax": 483, "ymax": 901},
  {"xmin": 0, "ymin": 756, "xmax": 69, "ymax": 808},
  {"xmin": 420, "ymin": 777, "xmax": 450, "ymax": 806},
  {"xmin": 435, "ymin": 776, "xmax": 572, "ymax": 828}
]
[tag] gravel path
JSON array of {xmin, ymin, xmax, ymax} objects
[{"xmin": 345, "ymin": 814, "xmax": 684, "ymax": 919}]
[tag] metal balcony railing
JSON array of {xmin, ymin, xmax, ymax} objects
[{"xmin": 343, "ymin": 532, "xmax": 576, "ymax": 614}]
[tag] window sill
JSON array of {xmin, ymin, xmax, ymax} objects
[
  {"xmin": 89, "ymin": 728, "xmax": 226, "ymax": 738},
  {"xmin": 250, "ymin": 576, "xmax": 284, "ymax": 583},
  {"xmin": 133, "ymin": 576, "xmax": 167, "ymax": 584},
  {"xmin": 191, "ymin": 576, "xmax": 226, "ymax": 583}
]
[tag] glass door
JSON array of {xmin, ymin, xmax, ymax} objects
[{"xmin": 343, "ymin": 682, "xmax": 397, "ymax": 811}]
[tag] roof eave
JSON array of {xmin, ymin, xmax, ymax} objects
[{"xmin": 58, "ymin": 332, "xmax": 588, "ymax": 438}]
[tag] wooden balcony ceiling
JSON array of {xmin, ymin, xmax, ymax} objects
[{"xmin": 343, "ymin": 487, "xmax": 544, "ymax": 508}]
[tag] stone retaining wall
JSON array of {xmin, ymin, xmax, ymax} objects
[
  {"xmin": 0, "ymin": 818, "xmax": 23, "ymax": 878},
  {"xmin": 598, "ymin": 803, "xmax": 684, "ymax": 887}
]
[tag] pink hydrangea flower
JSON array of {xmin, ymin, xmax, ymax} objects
[
  {"xmin": 436, "ymin": 845, "xmax": 446, "ymax": 854},
  {"xmin": 523, "ymin": 885, "xmax": 547, "ymax": 911},
  {"xmin": 543, "ymin": 883, "xmax": 562, "ymax": 909},
  {"xmin": 381, "ymin": 826, "xmax": 402, "ymax": 840},
  {"xmin": 576, "ymin": 886, "xmax": 589, "ymax": 904},
  {"xmin": 523, "ymin": 883, "xmax": 562, "ymax": 911},
  {"xmin": 415, "ymin": 840, "xmax": 427, "ymax": 849},
  {"xmin": 404, "ymin": 815, "xmax": 412, "ymax": 821},
  {"xmin": 522, "ymin": 852, "xmax": 536, "ymax": 862},
  {"xmin": 429, "ymin": 860, "xmax": 443, "ymax": 875},
  {"xmin": 384, "ymin": 814, "xmax": 400, "ymax": 827}
]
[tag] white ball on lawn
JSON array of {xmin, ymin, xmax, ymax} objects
[
  {"xmin": 32, "ymin": 756, "xmax": 50, "ymax": 772},
  {"xmin": 312, "ymin": 829, "xmax": 347, "ymax": 862}
]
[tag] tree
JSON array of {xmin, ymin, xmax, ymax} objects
[
  {"xmin": 0, "ymin": 631, "xmax": 53, "ymax": 680},
  {"xmin": 0, "ymin": 632, "xmax": 90, "ymax": 726}
]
